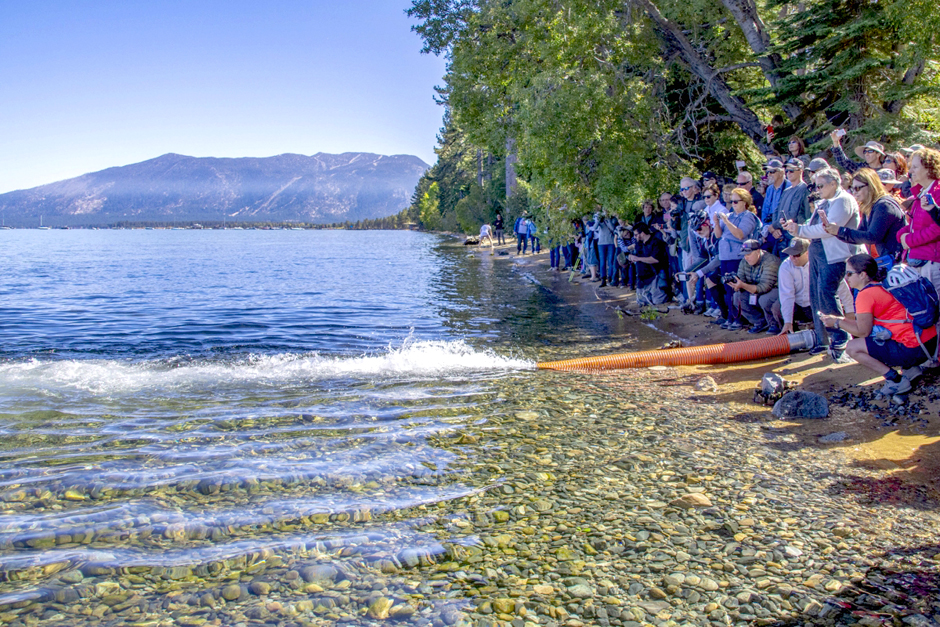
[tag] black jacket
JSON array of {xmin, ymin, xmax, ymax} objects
[{"xmin": 836, "ymin": 195, "xmax": 906, "ymax": 260}]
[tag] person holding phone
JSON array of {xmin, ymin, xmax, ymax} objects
[
  {"xmin": 829, "ymin": 131, "xmax": 886, "ymax": 173},
  {"xmin": 782, "ymin": 167, "xmax": 864, "ymax": 361},
  {"xmin": 898, "ymin": 148, "xmax": 940, "ymax": 299},
  {"xmin": 824, "ymin": 168, "xmax": 905, "ymax": 262}
]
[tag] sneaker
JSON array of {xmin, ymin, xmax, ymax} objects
[
  {"xmin": 808, "ymin": 345, "xmax": 828, "ymax": 356},
  {"xmin": 693, "ymin": 302, "xmax": 706, "ymax": 315},
  {"xmin": 748, "ymin": 323, "xmax": 769, "ymax": 334},
  {"xmin": 724, "ymin": 321, "xmax": 743, "ymax": 331},
  {"xmin": 902, "ymin": 366, "xmax": 923, "ymax": 383},
  {"xmin": 681, "ymin": 303, "xmax": 695, "ymax": 314},
  {"xmin": 829, "ymin": 348, "xmax": 854, "ymax": 364},
  {"xmin": 876, "ymin": 377, "xmax": 912, "ymax": 398},
  {"xmin": 766, "ymin": 325, "xmax": 781, "ymax": 335},
  {"xmin": 711, "ymin": 318, "xmax": 727, "ymax": 326}
]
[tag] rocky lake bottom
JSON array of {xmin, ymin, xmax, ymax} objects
[{"xmin": 2, "ymin": 366, "xmax": 939, "ymax": 627}]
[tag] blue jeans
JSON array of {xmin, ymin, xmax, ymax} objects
[
  {"xmin": 516, "ymin": 233, "xmax": 527, "ymax": 254},
  {"xmin": 550, "ymin": 246, "xmax": 561, "ymax": 268},
  {"xmin": 529, "ymin": 236, "xmax": 540, "ymax": 253},
  {"xmin": 598, "ymin": 244, "xmax": 615, "ymax": 282},
  {"xmin": 809, "ymin": 243, "xmax": 849, "ymax": 351}
]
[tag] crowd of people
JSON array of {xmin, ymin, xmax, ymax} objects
[{"xmin": 483, "ymin": 134, "xmax": 940, "ymax": 401}]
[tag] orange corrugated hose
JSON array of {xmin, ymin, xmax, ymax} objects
[{"xmin": 537, "ymin": 334, "xmax": 793, "ymax": 370}]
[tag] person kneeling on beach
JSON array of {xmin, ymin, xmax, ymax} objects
[
  {"xmin": 765, "ymin": 237, "xmax": 813, "ymax": 335},
  {"xmin": 819, "ymin": 254, "xmax": 937, "ymax": 399},
  {"xmin": 629, "ymin": 223, "xmax": 668, "ymax": 306},
  {"xmin": 728, "ymin": 240, "xmax": 780, "ymax": 333}
]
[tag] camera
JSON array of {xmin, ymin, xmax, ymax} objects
[{"xmin": 722, "ymin": 273, "xmax": 738, "ymax": 284}]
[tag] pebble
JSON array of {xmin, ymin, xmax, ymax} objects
[{"xmin": 3, "ymin": 365, "xmax": 938, "ymax": 627}]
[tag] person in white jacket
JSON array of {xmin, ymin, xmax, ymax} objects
[
  {"xmin": 764, "ymin": 237, "xmax": 813, "ymax": 335},
  {"xmin": 783, "ymin": 167, "xmax": 864, "ymax": 361}
]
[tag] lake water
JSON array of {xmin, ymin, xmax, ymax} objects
[{"xmin": 0, "ymin": 229, "xmax": 634, "ymax": 622}]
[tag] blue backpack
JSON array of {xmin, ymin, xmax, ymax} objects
[
  {"xmin": 882, "ymin": 264, "xmax": 940, "ymax": 330},
  {"xmin": 874, "ymin": 264, "xmax": 940, "ymax": 359}
]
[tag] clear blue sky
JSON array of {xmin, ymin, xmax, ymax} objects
[{"xmin": 0, "ymin": 1, "xmax": 447, "ymax": 194}]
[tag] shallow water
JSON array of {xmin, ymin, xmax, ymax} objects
[{"xmin": 0, "ymin": 230, "xmax": 636, "ymax": 620}]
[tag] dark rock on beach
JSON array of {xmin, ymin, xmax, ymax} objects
[{"xmin": 773, "ymin": 390, "xmax": 830, "ymax": 419}]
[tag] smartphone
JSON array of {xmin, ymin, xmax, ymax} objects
[
  {"xmin": 835, "ymin": 129, "xmax": 847, "ymax": 138},
  {"xmin": 817, "ymin": 209, "xmax": 830, "ymax": 227},
  {"xmin": 923, "ymin": 193, "xmax": 937, "ymax": 207},
  {"xmin": 735, "ymin": 160, "xmax": 746, "ymax": 169}
]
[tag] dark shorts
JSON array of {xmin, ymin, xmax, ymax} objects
[{"xmin": 865, "ymin": 335, "xmax": 937, "ymax": 370}]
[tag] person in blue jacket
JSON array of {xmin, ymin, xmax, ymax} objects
[{"xmin": 514, "ymin": 213, "xmax": 528, "ymax": 255}]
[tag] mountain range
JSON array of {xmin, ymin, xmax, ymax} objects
[{"xmin": 0, "ymin": 152, "xmax": 429, "ymax": 227}]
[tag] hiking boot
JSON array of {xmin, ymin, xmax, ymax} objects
[
  {"xmin": 748, "ymin": 323, "xmax": 769, "ymax": 334},
  {"xmin": 766, "ymin": 325, "xmax": 781, "ymax": 335},
  {"xmin": 711, "ymin": 318, "xmax": 727, "ymax": 326},
  {"xmin": 693, "ymin": 302, "xmax": 706, "ymax": 315},
  {"xmin": 724, "ymin": 321, "xmax": 744, "ymax": 331}
]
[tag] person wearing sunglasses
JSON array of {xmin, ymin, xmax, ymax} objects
[
  {"xmin": 782, "ymin": 167, "xmax": 864, "ymax": 362},
  {"xmin": 824, "ymin": 168, "xmax": 905, "ymax": 262},
  {"xmin": 735, "ymin": 171, "xmax": 764, "ymax": 214},
  {"xmin": 677, "ymin": 177, "xmax": 706, "ymax": 302},
  {"xmin": 881, "ymin": 152, "xmax": 911, "ymax": 198},
  {"xmin": 761, "ymin": 159, "xmax": 790, "ymax": 225},
  {"xmin": 773, "ymin": 159, "xmax": 812, "ymax": 246},
  {"xmin": 829, "ymin": 131, "xmax": 886, "ymax": 173},
  {"xmin": 819, "ymin": 254, "xmax": 936, "ymax": 399},
  {"xmin": 701, "ymin": 184, "xmax": 727, "ymax": 230},
  {"xmin": 714, "ymin": 189, "xmax": 761, "ymax": 329}
]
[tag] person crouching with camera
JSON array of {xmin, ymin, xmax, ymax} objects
[{"xmin": 725, "ymin": 240, "xmax": 780, "ymax": 333}]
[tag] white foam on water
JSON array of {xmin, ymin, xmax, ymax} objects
[{"xmin": 0, "ymin": 340, "xmax": 535, "ymax": 396}]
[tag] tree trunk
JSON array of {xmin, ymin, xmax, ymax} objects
[
  {"xmin": 505, "ymin": 137, "xmax": 518, "ymax": 198},
  {"xmin": 628, "ymin": 0, "xmax": 771, "ymax": 150},
  {"xmin": 718, "ymin": 0, "xmax": 801, "ymax": 121}
]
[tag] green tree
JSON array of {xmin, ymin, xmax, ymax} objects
[{"xmin": 418, "ymin": 182, "xmax": 443, "ymax": 230}]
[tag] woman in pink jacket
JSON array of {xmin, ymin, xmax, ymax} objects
[{"xmin": 898, "ymin": 148, "xmax": 940, "ymax": 296}]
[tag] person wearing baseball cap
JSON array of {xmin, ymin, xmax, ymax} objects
[
  {"xmin": 727, "ymin": 239, "xmax": 780, "ymax": 334},
  {"xmin": 807, "ymin": 157, "xmax": 830, "ymax": 173},
  {"xmin": 763, "ymin": 237, "xmax": 813, "ymax": 335},
  {"xmin": 761, "ymin": 158, "xmax": 790, "ymax": 225},
  {"xmin": 829, "ymin": 130, "xmax": 886, "ymax": 173},
  {"xmin": 774, "ymin": 158, "xmax": 812, "ymax": 230}
]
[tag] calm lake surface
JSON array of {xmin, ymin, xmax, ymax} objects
[{"xmin": 0, "ymin": 229, "xmax": 634, "ymax": 622}]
